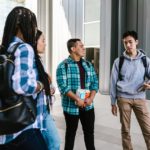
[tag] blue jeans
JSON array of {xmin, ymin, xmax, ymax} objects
[
  {"xmin": 41, "ymin": 114, "xmax": 60, "ymax": 150},
  {"xmin": 0, "ymin": 129, "xmax": 48, "ymax": 150}
]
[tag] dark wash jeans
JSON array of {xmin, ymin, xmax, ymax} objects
[
  {"xmin": 64, "ymin": 108, "xmax": 95, "ymax": 150},
  {"xmin": 0, "ymin": 129, "xmax": 48, "ymax": 150}
]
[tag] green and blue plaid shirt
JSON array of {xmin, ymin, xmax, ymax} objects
[{"xmin": 56, "ymin": 56, "xmax": 99, "ymax": 115}]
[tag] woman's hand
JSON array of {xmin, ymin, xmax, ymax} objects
[
  {"xmin": 50, "ymin": 88, "xmax": 55, "ymax": 95},
  {"xmin": 50, "ymin": 84, "xmax": 55, "ymax": 95}
]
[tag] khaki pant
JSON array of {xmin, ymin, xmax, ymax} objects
[{"xmin": 117, "ymin": 97, "xmax": 150, "ymax": 150}]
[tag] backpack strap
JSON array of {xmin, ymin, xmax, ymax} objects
[
  {"xmin": 63, "ymin": 59, "xmax": 91, "ymax": 85},
  {"xmin": 118, "ymin": 54, "xmax": 149, "ymax": 80},
  {"xmin": 64, "ymin": 59, "xmax": 90, "ymax": 72},
  {"xmin": 64, "ymin": 59, "xmax": 68, "ymax": 73},
  {"xmin": 141, "ymin": 56, "xmax": 148, "ymax": 79},
  {"xmin": 139, "ymin": 49, "xmax": 145, "ymax": 54},
  {"xmin": 85, "ymin": 60, "xmax": 90, "ymax": 68},
  {"xmin": 141, "ymin": 56, "xmax": 147, "ymax": 68},
  {"xmin": 139, "ymin": 50, "xmax": 149, "ymax": 79},
  {"xmin": 7, "ymin": 43, "xmax": 22, "ymax": 60},
  {"xmin": 118, "ymin": 55, "xmax": 124, "ymax": 81}
]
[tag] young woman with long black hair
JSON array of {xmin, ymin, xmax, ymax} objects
[
  {"xmin": 35, "ymin": 29, "xmax": 60, "ymax": 150},
  {"xmin": 0, "ymin": 6, "xmax": 51, "ymax": 150}
]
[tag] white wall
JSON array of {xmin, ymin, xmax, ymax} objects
[{"xmin": 52, "ymin": 0, "xmax": 84, "ymax": 91}]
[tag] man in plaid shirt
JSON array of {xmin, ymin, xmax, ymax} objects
[{"xmin": 56, "ymin": 38, "xmax": 99, "ymax": 150}]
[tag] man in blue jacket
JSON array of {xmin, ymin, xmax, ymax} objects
[
  {"xmin": 56, "ymin": 38, "xmax": 98, "ymax": 150},
  {"xmin": 110, "ymin": 31, "xmax": 150, "ymax": 150}
]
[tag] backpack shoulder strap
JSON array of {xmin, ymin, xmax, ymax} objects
[
  {"xmin": 8, "ymin": 43, "xmax": 22, "ymax": 60},
  {"xmin": 139, "ymin": 49, "xmax": 145, "ymax": 55},
  {"xmin": 141, "ymin": 56, "xmax": 148, "ymax": 79},
  {"xmin": 64, "ymin": 59, "xmax": 91, "ymax": 73},
  {"xmin": 85, "ymin": 60, "xmax": 90, "ymax": 68},
  {"xmin": 141, "ymin": 56, "xmax": 147, "ymax": 68},
  {"xmin": 64, "ymin": 59, "xmax": 68, "ymax": 73},
  {"xmin": 118, "ymin": 55, "xmax": 124, "ymax": 80},
  {"xmin": 11, "ymin": 43, "xmax": 22, "ymax": 54}
]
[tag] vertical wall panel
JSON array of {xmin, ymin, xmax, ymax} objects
[
  {"xmin": 144, "ymin": 0, "xmax": 150, "ymax": 98},
  {"xmin": 137, "ymin": 0, "xmax": 145, "ymax": 49},
  {"xmin": 143, "ymin": 0, "xmax": 150, "ymax": 57},
  {"xmin": 62, "ymin": 0, "xmax": 69, "ymax": 20},
  {"xmin": 100, "ymin": 0, "xmax": 112, "ymax": 94},
  {"xmin": 62, "ymin": 0, "xmax": 83, "ymax": 38},
  {"xmin": 126, "ymin": 0, "xmax": 138, "ymax": 30},
  {"xmin": 76, "ymin": 0, "xmax": 83, "ymax": 39},
  {"xmin": 37, "ymin": 0, "xmax": 52, "ymax": 74},
  {"xmin": 68, "ymin": 0, "xmax": 76, "ymax": 37}
]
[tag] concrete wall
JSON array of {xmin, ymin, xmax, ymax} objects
[{"xmin": 99, "ymin": 0, "xmax": 112, "ymax": 94}]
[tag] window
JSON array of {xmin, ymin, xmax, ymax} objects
[
  {"xmin": 84, "ymin": 0, "xmax": 100, "ymax": 77},
  {"xmin": 84, "ymin": 0, "xmax": 100, "ymax": 47}
]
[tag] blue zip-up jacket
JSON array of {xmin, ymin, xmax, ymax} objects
[{"xmin": 110, "ymin": 49, "xmax": 150, "ymax": 105}]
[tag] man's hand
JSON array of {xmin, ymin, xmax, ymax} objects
[
  {"xmin": 76, "ymin": 98, "xmax": 85, "ymax": 108},
  {"xmin": 142, "ymin": 82, "xmax": 150, "ymax": 90},
  {"xmin": 111, "ymin": 105, "xmax": 117, "ymax": 116},
  {"xmin": 84, "ymin": 90, "xmax": 96, "ymax": 106},
  {"xmin": 66, "ymin": 91, "xmax": 85, "ymax": 108},
  {"xmin": 84, "ymin": 97, "xmax": 93, "ymax": 106}
]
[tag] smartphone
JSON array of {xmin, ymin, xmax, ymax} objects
[{"xmin": 137, "ymin": 85, "xmax": 144, "ymax": 92}]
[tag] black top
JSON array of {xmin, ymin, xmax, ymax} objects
[{"xmin": 76, "ymin": 60, "xmax": 85, "ymax": 89}]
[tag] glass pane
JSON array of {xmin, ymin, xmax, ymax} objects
[
  {"xmin": 84, "ymin": 0, "xmax": 100, "ymax": 22},
  {"xmin": 0, "ymin": 0, "xmax": 37, "ymax": 42},
  {"xmin": 84, "ymin": 22, "xmax": 100, "ymax": 47}
]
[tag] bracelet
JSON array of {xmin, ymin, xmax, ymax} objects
[{"xmin": 37, "ymin": 81, "xmax": 44, "ymax": 92}]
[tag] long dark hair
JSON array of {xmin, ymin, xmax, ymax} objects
[
  {"xmin": 0, "ymin": 6, "xmax": 51, "ymax": 111},
  {"xmin": 35, "ymin": 30, "xmax": 42, "ymax": 43},
  {"xmin": 35, "ymin": 30, "xmax": 52, "ymax": 107},
  {"xmin": 1, "ymin": 6, "xmax": 37, "ymax": 51}
]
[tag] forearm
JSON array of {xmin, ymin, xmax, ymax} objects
[
  {"xmin": 66, "ymin": 90, "xmax": 79, "ymax": 102},
  {"xmin": 89, "ymin": 90, "xmax": 96, "ymax": 102},
  {"xmin": 66, "ymin": 91, "xmax": 85, "ymax": 108},
  {"xmin": 110, "ymin": 62, "xmax": 118, "ymax": 105}
]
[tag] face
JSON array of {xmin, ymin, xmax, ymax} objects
[
  {"xmin": 37, "ymin": 34, "xmax": 46, "ymax": 54},
  {"xmin": 123, "ymin": 36, "xmax": 138, "ymax": 54},
  {"xmin": 71, "ymin": 41, "xmax": 85, "ymax": 58}
]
